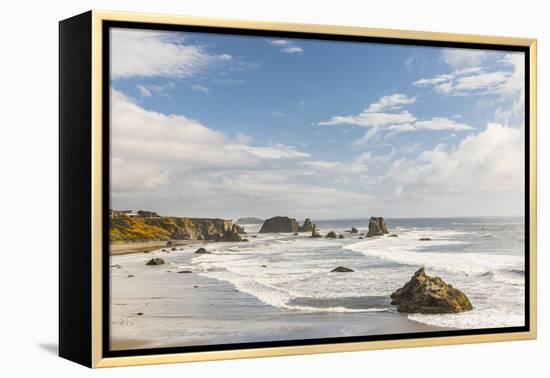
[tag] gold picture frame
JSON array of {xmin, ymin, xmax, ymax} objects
[{"xmin": 59, "ymin": 10, "xmax": 537, "ymax": 368}]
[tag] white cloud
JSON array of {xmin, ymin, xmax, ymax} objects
[
  {"xmin": 388, "ymin": 123, "xmax": 524, "ymax": 194},
  {"xmin": 111, "ymin": 29, "xmax": 232, "ymax": 79},
  {"xmin": 404, "ymin": 53, "xmax": 417, "ymax": 69},
  {"xmin": 441, "ymin": 48, "xmax": 493, "ymax": 68},
  {"xmin": 384, "ymin": 118, "xmax": 474, "ymax": 139},
  {"xmin": 136, "ymin": 85, "xmax": 152, "ymax": 98},
  {"xmin": 110, "ymin": 88, "xmax": 391, "ymax": 218},
  {"xmin": 110, "ymin": 89, "xmax": 310, "ymax": 196},
  {"xmin": 269, "ymin": 39, "xmax": 291, "ymax": 46},
  {"xmin": 318, "ymin": 93, "xmax": 417, "ymax": 129},
  {"xmin": 454, "ymin": 71, "xmax": 509, "ymax": 91},
  {"xmin": 191, "ymin": 84, "xmax": 210, "ymax": 93},
  {"xmin": 318, "ymin": 94, "xmax": 474, "ymax": 144},
  {"xmin": 434, "ymin": 81, "xmax": 454, "ymax": 94},
  {"xmin": 111, "ymin": 157, "xmax": 171, "ymax": 192},
  {"xmin": 300, "ymin": 152, "xmax": 377, "ymax": 175},
  {"xmin": 413, "ymin": 117, "xmax": 475, "ymax": 131},
  {"xmin": 453, "ymin": 67, "xmax": 483, "ymax": 76},
  {"xmin": 499, "ymin": 53, "xmax": 525, "ymax": 96},
  {"xmin": 386, "ymin": 123, "xmax": 416, "ymax": 133},
  {"xmin": 413, "ymin": 74, "xmax": 453, "ymax": 86},
  {"xmin": 267, "ymin": 39, "xmax": 304, "ymax": 54},
  {"xmin": 135, "ymin": 82, "xmax": 175, "ymax": 98},
  {"xmin": 367, "ymin": 93, "xmax": 417, "ymax": 112},
  {"xmin": 228, "ymin": 144, "xmax": 310, "ymax": 159},
  {"xmin": 412, "ymin": 51, "xmax": 524, "ymax": 98},
  {"xmin": 353, "ymin": 126, "xmax": 381, "ymax": 146},
  {"xmin": 271, "ymin": 111, "xmax": 286, "ymax": 118},
  {"xmin": 319, "ymin": 110, "xmax": 416, "ymax": 127}
]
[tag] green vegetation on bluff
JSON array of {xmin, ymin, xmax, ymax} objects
[{"xmin": 109, "ymin": 216, "xmax": 239, "ymax": 243}]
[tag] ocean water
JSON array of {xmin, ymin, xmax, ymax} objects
[{"xmin": 193, "ymin": 217, "xmax": 525, "ymax": 330}]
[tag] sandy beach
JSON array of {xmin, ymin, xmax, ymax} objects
[
  {"xmin": 110, "ymin": 253, "xmax": 444, "ymax": 350},
  {"xmin": 110, "ymin": 234, "xmax": 447, "ymax": 351},
  {"xmin": 110, "ymin": 240, "xmax": 197, "ymax": 256}
]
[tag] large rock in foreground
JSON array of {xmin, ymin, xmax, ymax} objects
[
  {"xmin": 391, "ymin": 268, "xmax": 473, "ymax": 314},
  {"xmin": 367, "ymin": 217, "xmax": 389, "ymax": 237}
]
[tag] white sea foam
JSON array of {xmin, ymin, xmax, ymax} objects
[
  {"xmin": 188, "ymin": 222, "xmax": 525, "ymax": 329},
  {"xmin": 192, "ymin": 234, "xmax": 398, "ymax": 313},
  {"xmin": 408, "ymin": 308, "xmax": 524, "ymax": 329},
  {"xmin": 343, "ymin": 229, "xmax": 522, "ymax": 276}
]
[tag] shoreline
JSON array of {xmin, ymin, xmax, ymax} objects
[
  {"xmin": 110, "ymin": 312, "xmax": 449, "ymax": 351},
  {"xmin": 109, "ymin": 219, "xmax": 524, "ymax": 350},
  {"xmin": 109, "ymin": 242, "xmax": 451, "ymax": 351},
  {"xmin": 110, "ymin": 240, "xmax": 199, "ymax": 255}
]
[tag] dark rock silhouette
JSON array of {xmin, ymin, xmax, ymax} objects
[
  {"xmin": 259, "ymin": 216, "xmax": 301, "ymax": 233},
  {"xmin": 299, "ymin": 218, "xmax": 314, "ymax": 232},
  {"xmin": 331, "ymin": 266, "xmax": 354, "ymax": 272},
  {"xmin": 311, "ymin": 224, "xmax": 322, "ymax": 238},
  {"xmin": 145, "ymin": 258, "xmax": 165, "ymax": 266},
  {"xmin": 367, "ymin": 217, "xmax": 389, "ymax": 237}
]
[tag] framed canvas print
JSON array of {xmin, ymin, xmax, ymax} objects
[{"xmin": 59, "ymin": 10, "xmax": 537, "ymax": 368}]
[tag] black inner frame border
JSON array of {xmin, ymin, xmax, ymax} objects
[{"xmin": 101, "ymin": 20, "xmax": 531, "ymax": 359}]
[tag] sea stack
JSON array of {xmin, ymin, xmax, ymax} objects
[
  {"xmin": 390, "ymin": 268, "xmax": 473, "ymax": 314},
  {"xmin": 311, "ymin": 224, "xmax": 322, "ymax": 238},
  {"xmin": 326, "ymin": 231, "xmax": 337, "ymax": 238},
  {"xmin": 299, "ymin": 218, "xmax": 313, "ymax": 232},
  {"xmin": 259, "ymin": 216, "xmax": 300, "ymax": 233},
  {"xmin": 259, "ymin": 216, "xmax": 315, "ymax": 233},
  {"xmin": 367, "ymin": 217, "xmax": 389, "ymax": 237}
]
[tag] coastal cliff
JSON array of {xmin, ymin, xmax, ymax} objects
[{"xmin": 110, "ymin": 216, "xmax": 242, "ymax": 243}]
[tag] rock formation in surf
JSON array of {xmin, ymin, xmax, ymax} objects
[
  {"xmin": 259, "ymin": 216, "xmax": 301, "ymax": 233},
  {"xmin": 145, "ymin": 258, "xmax": 165, "ymax": 266},
  {"xmin": 311, "ymin": 224, "xmax": 322, "ymax": 238},
  {"xmin": 259, "ymin": 216, "xmax": 315, "ymax": 233},
  {"xmin": 367, "ymin": 217, "xmax": 389, "ymax": 237},
  {"xmin": 326, "ymin": 231, "xmax": 337, "ymax": 238},
  {"xmin": 390, "ymin": 267, "xmax": 473, "ymax": 314},
  {"xmin": 300, "ymin": 218, "xmax": 314, "ymax": 232},
  {"xmin": 331, "ymin": 266, "xmax": 354, "ymax": 272}
]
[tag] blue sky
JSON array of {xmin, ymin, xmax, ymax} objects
[{"xmin": 110, "ymin": 28, "xmax": 525, "ymax": 219}]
